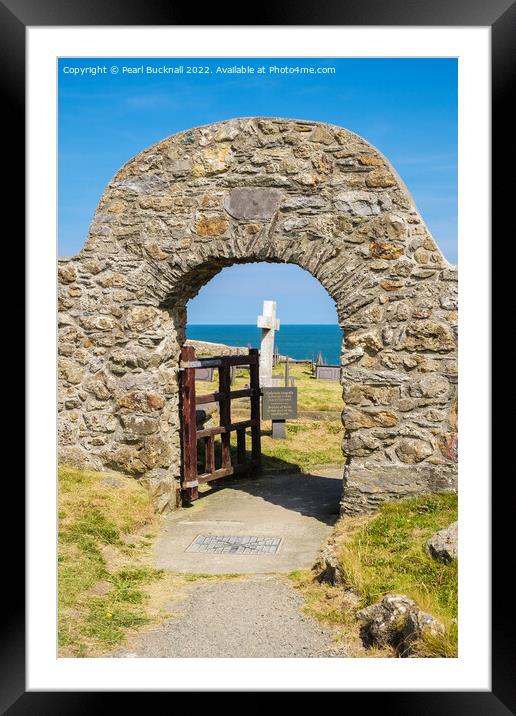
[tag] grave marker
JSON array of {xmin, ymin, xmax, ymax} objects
[
  {"xmin": 257, "ymin": 300, "xmax": 280, "ymax": 388},
  {"xmin": 315, "ymin": 365, "xmax": 341, "ymax": 381}
]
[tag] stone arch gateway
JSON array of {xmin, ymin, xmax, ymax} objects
[{"xmin": 58, "ymin": 117, "xmax": 458, "ymax": 514}]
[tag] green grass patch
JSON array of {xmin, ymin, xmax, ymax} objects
[
  {"xmin": 341, "ymin": 493, "xmax": 458, "ymax": 619},
  {"xmin": 260, "ymin": 420, "xmax": 344, "ymax": 471},
  {"xmin": 290, "ymin": 493, "xmax": 458, "ymax": 658},
  {"xmin": 58, "ymin": 465, "xmax": 164, "ymax": 657}
]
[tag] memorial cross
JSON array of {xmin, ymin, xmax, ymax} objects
[{"xmin": 257, "ymin": 300, "xmax": 280, "ymax": 388}]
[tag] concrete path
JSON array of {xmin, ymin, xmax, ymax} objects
[
  {"xmin": 152, "ymin": 467, "xmax": 343, "ymax": 574},
  {"xmin": 115, "ymin": 468, "xmax": 346, "ymax": 658},
  {"xmin": 117, "ymin": 575, "xmax": 345, "ymax": 658}
]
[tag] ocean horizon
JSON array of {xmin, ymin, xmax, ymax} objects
[{"xmin": 187, "ymin": 324, "xmax": 342, "ymax": 365}]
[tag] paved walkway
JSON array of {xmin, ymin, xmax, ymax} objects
[
  {"xmin": 153, "ymin": 467, "xmax": 343, "ymax": 574},
  {"xmin": 116, "ymin": 468, "xmax": 345, "ymax": 658}
]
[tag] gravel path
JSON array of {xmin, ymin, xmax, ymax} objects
[{"xmin": 117, "ymin": 575, "xmax": 344, "ymax": 658}]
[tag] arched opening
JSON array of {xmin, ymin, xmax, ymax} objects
[{"xmin": 181, "ymin": 261, "xmax": 344, "ymax": 515}]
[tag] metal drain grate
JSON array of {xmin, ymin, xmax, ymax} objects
[{"xmin": 186, "ymin": 535, "xmax": 282, "ymax": 555}]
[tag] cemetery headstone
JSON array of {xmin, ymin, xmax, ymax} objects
[
  {"xmin": 195, "ymin": 366, "xmax": 214, "ymax": 381},
  {"xmin": 315, "ymin": 365, "xmax": 341, "ymax": 381}
]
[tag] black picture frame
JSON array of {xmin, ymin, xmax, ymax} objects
[{"xmin": 9, "ymin": 0, "xmax": 508, "ymax": 709}]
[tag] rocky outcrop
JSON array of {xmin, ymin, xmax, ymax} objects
[
  {"xmin": 57, "ymin": 117, "xmax": 458, "ymax": 513},
  {"xmin": 316, "ymin": 540, "xmax": 344, "ymax": 586},
  {"xmin": 426, "ymin": 521, "xmax": 458, "ymax": 562},
  {"xmin": 357, "ymin": 594, "xmax": 445, "ymax": 655}
]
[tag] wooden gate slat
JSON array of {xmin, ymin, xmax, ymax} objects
[
  {"xmin": 218, "ymin": 363, "xmax": 232, "ymax": 469},
  {"xmin": 236, "ymin": 428, "xmax": 246, "ymax": 464},
  {"xmin": 180, "ymin": 345, "xmax": 199, "ymax": 503},
  {"xmin": 179, "ymin": 346, "xmax": 262, "ymax": 506},
  {"xmin": 204, "ymin": 434, "xmax": 215, "ymax": 474}
]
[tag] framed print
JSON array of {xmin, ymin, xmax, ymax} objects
[{"xmin": 9, "ymin": 0, "xmax": 509, "ymax": 708}]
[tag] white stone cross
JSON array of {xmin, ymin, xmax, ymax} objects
[{"xmin": 257, "ymin": 300, "xmax": 280, "ymax": 388}]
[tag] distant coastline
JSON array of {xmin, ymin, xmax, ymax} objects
[{"xmin": 187, "ymin": 324, "xmax": 341, "ymax": 365}]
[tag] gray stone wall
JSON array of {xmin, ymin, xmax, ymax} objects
[{"xmin": 58, "ymin": 118, "xmax": 458, "ymax": 514}]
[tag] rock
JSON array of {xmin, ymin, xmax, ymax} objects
[
  {"xmin": 357, "ymin": 594, "xmax": 416, "ymax": 648},
  {"xmin": 143, "ymin": 241, "xmax": 168, "ymax": 260},
  {"xmin": 343, "ymin": 407, "xmax": 398, "ymax": 430},
  {"xmin": 357, "ymin": 154, "xmax": 383, "ymax": 166},
  {"xmin": 79, "ymin": 315, "xmax": 116, "ymax": 332},
  {"xmin": 58, "ymin": 264, "xmax": 77, "ymax": 284},
  {"xmin": 346, "ymin": 329, "xmax": 383, "ymax": 354},
  {"xmin": 365, "ymin": 169, "xmax": 396, "ymax": 188},
  {"xmin": 191, "ymin": 145, "xmax": 231, "ymax": 176},
  {"xmin": 224, "ymin": 187, "xmax": 282, "ymax": 220},
  {"xmin": 97, "ymin": 272, "xmax": 127, "ymax": 288},
  {"xmin": 395, "ymin": 438, "xmax": 434, "ymax": 464},
  {"xmin": 195, "ymin": 215, "xmax": 229, "ymax": 236},
  {"xmin": 408, "ymin": 374, "xmax": 450, "ymax": 399},
  {"xmin": 357, "ymin": 594, "xmax": 445, "ymax": 655},
  {"xmin": 58, "ymin": 358, "xmax": 83, "ymax": 385},
  {"xmin": 335, "ymin": 190, "xmax": 380, "ymax": 216},
  {"xmin": 83, "ymin": 411, "xmax": 118, "ymax": 433},
  {"xmin": 310, "ymin": 126, "xmax": 335, "ymax": 144},
  {"xmin": 117, "ymin": 391, "xmax": 165, "ymax": 413},
  {"xmin": 426, "ymin": 521, "xmax": 458, "ymax": 562},
  {"xmin": 125, "ymin": 306, "xmax": 162, "ymax": 332},
  {"xmin": 369, "ymin": 241, "xmax": 404, "ymax": 260},
  {"xmin": 120, "ymin": 415, "xmax": 159, "ymax": 438},
  {"xmin": 342, "ymin": 589, "xmax": 360, "ymax": 607},
  {"xmin": 343, "ymin": 432, "xmax": 381, "ymax": 456},
  {"xmin": 316, "ymin": 542, "xmax": 343, "ymax": 586},
  {"xmin": 84, "ymin": 373, "xmax": 114, "ymax": 401},
  {"xmin": 214, "ymin": 122, "xmax": 240, "ymax": 142},
  {"xmin": 413, "ymin": 247, "xmax": 429, "ymax": 264},
  {"xmin": 282, "ymin": 195, "xmax": 326, "ymax": 210},
  {"xmin": 139, "ymin": 435, "xmax": 172, "ymax": 469},
  {"xmin": 104, "ymin": 445, "xmax": 146, "ymax": 475},
  {"xmin": 139, "ymin": 196, "xmax": 175, "ymax": 211},
  {"xmin": 114, "ymin": 174, "xmax": 168, "ymax": 194},
  {"xmin": 341, "ymin": 346, "xmax": 365, "ymax": 365},
  {"xmin": 343, "ymin": 383, "xmax": 396, "ymax": 406},
  {"xmin": 438, "ymin": 432, "xmax": 458, "ymax": 462},
  {"xmin": 400, "ymin": 609, "xmax": 446, "ymax": 652},
  {"xmin": 403, "ymin": 320, "xmax": 455, "ymax": 353},
  {"xmin": 380, "ymin": 279, "xmax": 405, "ymax": 291}
]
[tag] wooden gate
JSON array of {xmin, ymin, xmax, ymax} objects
[{"xmin": 178, "ymin": 345, "xmax": 261, "ymax": 504}]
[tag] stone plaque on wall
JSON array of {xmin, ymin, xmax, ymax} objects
[
  {"xmin": 316, "ymin": 365, "xmax": 341, "ymax": 381},
  {"xmin": 262, "ymin": 387, "xmax": 298, "ymax": 420}
]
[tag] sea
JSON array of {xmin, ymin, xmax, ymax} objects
[{"xmin": 187, "ymin": 324, "xmax": 342, "ymax": 365}]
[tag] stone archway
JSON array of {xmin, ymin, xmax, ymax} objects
[{"xmin": 58, "ymin": 117, "xmax": 458, "ymax": 513}]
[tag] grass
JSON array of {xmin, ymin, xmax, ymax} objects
[
  {"xmin": 196, "ymin": 362, "xmax": 344, "ymax": 472},
  {"xmin": 290, "ymin": 493, "xmax": 458, "ymax": 658},
  {"xmin": 58, "ymin": 465, "xmax": 165, "ymax": 657},
  {"xmin": 260, "ymin": 420, "xmax": 343, "ymax": 471},
  {"xmin": 196, "ymin": 362, "xmax": 342, "ymax": 414}
]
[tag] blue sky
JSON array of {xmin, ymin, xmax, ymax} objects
[{"xmin": 58, "ymin": 57, "xmax": 457, "ymax": 324}]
